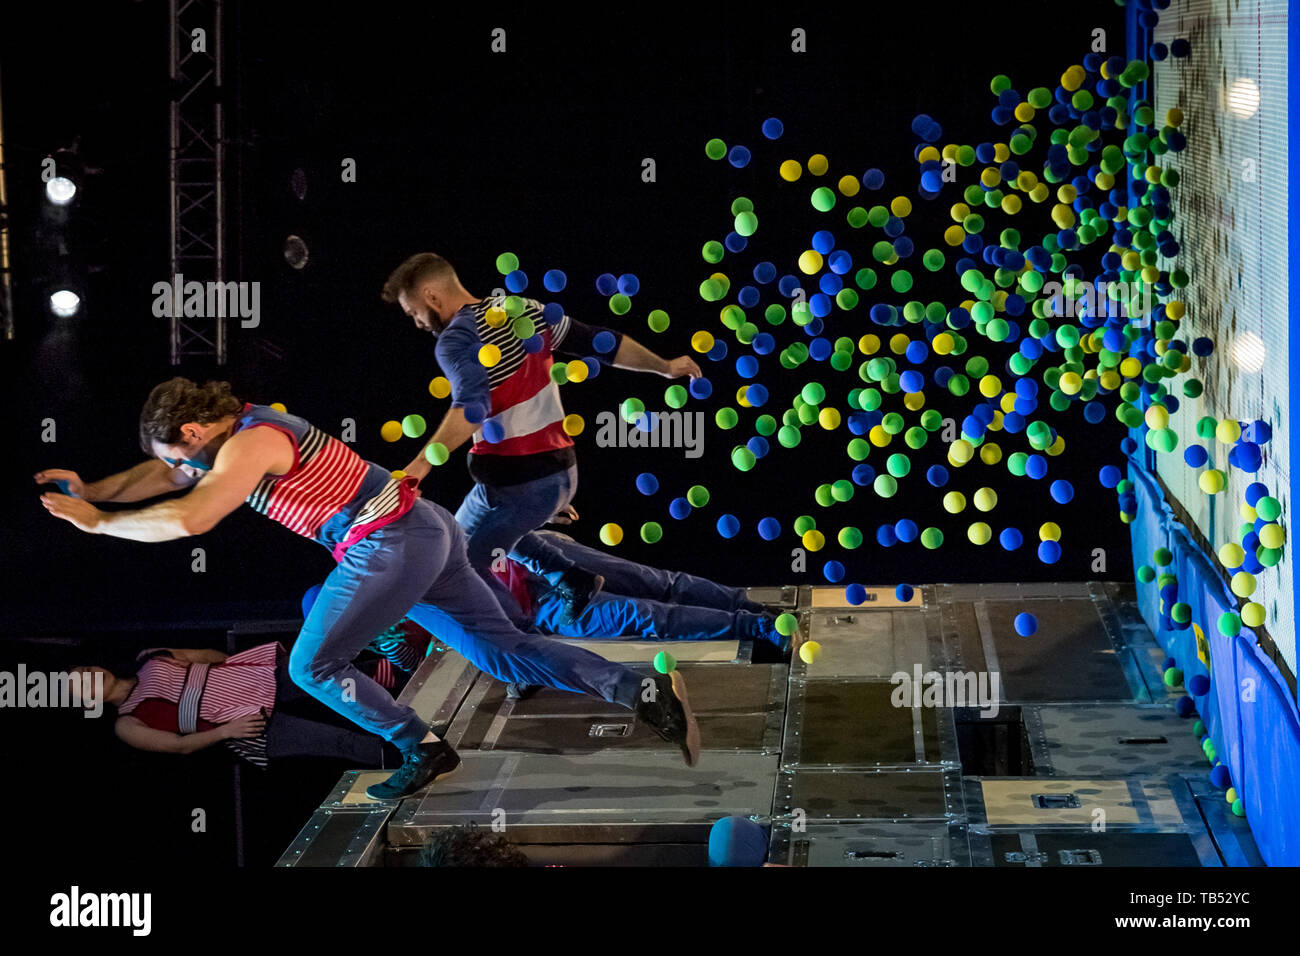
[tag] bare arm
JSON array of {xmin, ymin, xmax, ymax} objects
[
  {"xmin": 114, "ymin": 715, "xmax": 232, "ymax": 755},
  {"xmin": 34, "ymin": 461, "xmax": 196, "ymax": 504},
  {"xmin": 135, "ymin": 648, "xmax": 229, "ymax": 664},
  {"xmin": 40, "ymin": 428, "xmax": 291, "ymax": 542},
  {"xmin": 610, "ymin": 335, "xmax": 702, "ymax": 379},
  {"xmin": 405, "ymin": 406, "xmax": 478, "ymax": 480}
]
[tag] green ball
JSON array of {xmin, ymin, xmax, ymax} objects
[
  {"xmin": 838, "ymin": 527, "xmax": 863, "ymax": 549},
  {"xmin": 648, "ymin": 309, "xmax": 671, "ymax": 332},
  {"xmin": 702, "ymin": 242, "xmax": 725, "ymax": 264},
  {"xmin": 1256, "ymin": 496, "xmax": 1281, "ymax": 521},
  {"xmin": 686, "ymin": 485, "xmax": 710, "ymax": 508},
  {"xmin": 873, "ymin": 474, "xmax": 898, "ymax": 498},
  {"xmin": 811, "ymin": 187, "xmax": 837, "ymax": 212},
  {"xmin": 831, "ymin": 479, "xmax": 855, "ymax": 502},
  {"xmin": 715, "ymin": 407, "xmax": 739, "ymax": 429},
  {"xmin": 495, "ymin": 252, "xmax": 519, "ymax": 274},
  {"xmin": 732, "ymin": 446, "xmax": 757, "ymax": 471},
  {"xmin": 621, "ymin": 398, "xmax": 645, "ymax": 423},
  {"xmin": 801, "ymin": 382, "xmax": 826, "ymax": 405},
  {"xmin": 794, "ymin": 515, "xmax": 817, "ymax": 535},
  {"xmin": 1136, "ymin": 565, "xmax": 1156, "ymax": 583},
  {"xmin": 920, "ymin": 527, "xmax": 944, "ymax": 549},
  {"xmin": 549, "ymin": 364, "xmax": 568, "ymax": 384},
  {"xmin": 1163, "ymin": 667, "xmax": 1184, "ymax": 688},
  {"xmin": 511, "ymin": 314, "xmax": 536, "ymax": 339},
  {"xmin": 815, "ymin": 484, "xmax": 835, "ymax": 507},
  {"xmin": 1153, "ymin": 547, "xmax": 1173, "ymax": 566},
  {"xmin": 665, "ymin": 385, "xmax": 688, "ymax": 409},
  {"xmin": 775, "ymin": 613, "xmax": 799, "ymax": 637},
  {"xmin": 847, "ymin": 438, "xmax": 870, "ymax": 461},
  {"xmin": 401, "ymin": 414, "xmax": 427, "ymax": 438},
  {"xmin": 424, "ymin": 442, "xmax": 449, "ymax": 466},
  {"xmin": 654, "ymin": 650, "xmax": 677, "ymax": 674},
  {"xmin": 705, "ymin": 138, "xmax": 727, "ymax": 160},
  {"xmin": 777, "ymin": 425, "xmax": 802, "ymax": 448},
  {"xmin": 640, "ymin": 521, "xmax": 663, "ymax": 544},
  {"xmin": 886, "ymin": 453, "xmax": 911, "ymax": 478},
  {"xmin": 1218, "ymin": 612, "xmax": 1242, "ymax": 637},
  {"xmin": 1193, "ymin": 720, "xmax": 1205, "ymax": 737},
  {"xmin": 755, "ymin": 415, "xmax": 777, "ymax": 437},
  {"xmin": 1171, "ymin": 603, "xmax": 1191, "ymax": 624},
  {"xmin": 610, "ymin": 293, "xmax": 632, "ymax": 315},
  {"xmin": 1231, "ymin": 798, "xmax": 1245, "ymax": 817},
  {"xmin": 735, "ymin": 211, "xmax": 758, "ymax": 237}
]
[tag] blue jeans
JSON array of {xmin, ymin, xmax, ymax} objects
[
  {"xmin": 454, "ymin": 465, "xmax": 581, "ymax": 623},
  {"xmin": 532, "ymin": 590, "xmax": 779, "ymax": 644},
  {"xmin": 530, "ymin": 530, "xmax": 769, "ymax": 613},
  {"xmin": 290, "ymin": 499, "xmax": 644, "ymax": 751}
]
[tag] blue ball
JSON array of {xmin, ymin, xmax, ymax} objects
[
  {"xmin": 921, "ymin": 169, "xmax": 944, "ymax": 192},
  {"xmin": 1188, "ymin": 674, "xmax": 1210, "ymax": 696},
  {"xmin": 708, "ymin": 816, "xmax": 768, "ymax": 867},
  {"xmin": 717, "ymin": 514, "xmax": 742, "ymax": 538},
  {"xmin": 1014, "ymin": 612, "xmax": 1038, "ymax": 636},
  {"xmin": 617, "ymin": 274, "xmax": 640, "ymax": 296},
  {"xmin": 823, "ymin": 560, "xmax": 846, "ymax": 583},
  {"xmin": 708, "ymin": 340, "xmax": 728, "ymax": 362},
  {"xmin": 669, "ymin": 497, "xmax": 692, "ymax": 520},
  {"xmin": 757, "ymin": 517, "xmax": 781, "ymax": 540},
  {"xmin": 845, "ymin": 583, "xmax": 867, "ymax": 606},
  {"xmin": 736, "ymin": 355, "xmax": 759, "ymax": 378},
  {"xmin": 900, "ymin": 370, "xmax": 925, "ymax": 394},
  {"xmin": 1037, "ymin": 540, "xmax": 1062, "ymax": 564},
  {"xmin": 728, "ymin": 145, "xmax": 752, "ymax": 168},
  {"xmin": 746, "ymin": 436, "xmax": 770, "ymax": 459},
  {"xmin": 894, "ymin": 519, "xmax": 918, "ymax": 543},
  {"xmin": 725, "ymin": 232, "xmax": 748, "ymax": 254},
  {"xmin": 592, "ymin": 331, "xmax": 617, "ymax": 354},
  {"xmin": 877, "ymin": 524, "xmax": 898, "ymax": 547},
  {"xmin": 1174, "ymin": 695, "xmax": 1195, "ymax": 717},
  {"xmin": 1026, "ymin": 455, "xmax": 1048, "ymax": 480},
  {"xmin": 505, "ymin": 269, "xmax": 529, "ymax": 293},
  {"xmin": 851, "ymin": 463, "xmax": 876, "ymax": 486},
  {"xmin": 595, "ymin": 273, "xmax": 619, "ymax": 296},
  {"xmin": 1209, "ymin": 764, "xmax": 1231, "ymax": 788},
  {"xmin": 1245, "ymin": 482, "xmax": 1269, "ymax": 507},
  {"xmin": 761, "ymin": 117, "xmax": 784, "ymax": 140},
  {"xmin": 746, "ymin": 384, "xmax": 768, "ymax": 407},
  {"xmin": 862, "ymin": 168, "xmax": 885, "ymax": 190},
  {"xmin": 926, "ymin": 465, "xmax": 950, "ymax": 488},
  {"xmin": 543, "ymin": 270, "xmax": 567, "ymax": 293},
  {"xmin": 301, "ymin": 584, "xmax": 324, "ymax": 618},
  {"xmin": 1183, "ymin": 444, "xmax": 1208, "ymax": 468},
  {"xmin": 812, "ymin": 230, "xmax": 836, "ymax": 254},
  {"xmin": 1099, "ymin": 465, "xmax": 1122, "ymax": 488},
  {"xmin": 754, "ymin": 262, "xmax": 777, "ymax": 284},
  {"xmin": 999, "ymin": 527, "xmax": 1023, "ymax": 551},
  {"xmin": 582, "ymin": 357, "xmax": 600, "ymax": 379},
  {"xmin": 522, "ymin": 334, "xmax": 545, "ymax": 354},
  {"xmin": 1050, "ymin": 480, "xmax": 1074, "ymax": 504},
  {"xmin": 689, "ymin": 377, "xmax": 713, "ymax": 400},
  {"xmin": 895, "ymin": 583, "xmax": 914, "ymax": 602},
  {"xmin": 1083, "ymin": 401, "xmax": 1106, "ymax": 424},
  {"xmin": 542, "ymin": 301, "xmax": 565, "ymax": 324},
  {"xmin": 752, "ymin": 333, "xmax": 776, "ymax": 355},
  {"xmin": 462, "ymin": 401, "xmax": 487, "ymax": 425},
  {"xmin": 635, "ymin": 473, "xmax": 659, "ymax": 495},
  {"xmin": 482, "ymin": 419, "xmax": 506, "ymax": 443}
]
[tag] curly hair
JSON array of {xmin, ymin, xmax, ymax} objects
[
  {"xmin": 380, "ymin": 253, "xmax": 457, "ymax": 304},
  {"xmin": 138, "ymin": 377, "xmax": 243, "ymax": 452},
  {"xmin": 416, "ymin": 824, "xmax": 530, "ymax": 867}
]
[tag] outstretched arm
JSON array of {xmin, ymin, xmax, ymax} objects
[
  {"xmin": 610, "ymin": 334, "xmax": 702, "ymax": 380},
  {"xmin": 35, "ymin": 460, "xmax": 196, "ymax": 504},
  {"xmin": 40, "ymin": 427, "xmax": 291, "ymax": 542}
]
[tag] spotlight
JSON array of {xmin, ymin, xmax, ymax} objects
[
  {"xmin": 49, "ymin": 290, "xmax": 81, "ymax": 317},
  {"xmin": 1225, "ymin": 78, "xmax": 1260, "ymax": 119},
  {"xmin": 46, "ymin": 177, "xmax": 77, "ymax": 205},
  {"xmin": 1230, "ymin": 331, "xmax": 1266, "ymax": 373}
]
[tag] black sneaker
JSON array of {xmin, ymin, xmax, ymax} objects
[
  {"xmin": 506, "ymin": 682, "xmax": 542, "ymax": 700},
  {"xmin": 365, "ymin": 740, "xmax": 460, "ymax": 800},
  {"xmin": 552, "ymin": 567, "xmax": 604, "ymax": 624},
  {"xmin": 635, "ymin": 671, "xmax": 701, "ymax": 766}
]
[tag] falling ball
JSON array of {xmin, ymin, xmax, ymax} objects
[
  {"xmin": 758, "ymin": 517, "xmax": 781, "ymax": 540},
  {"xmin": 640, "ymin": 521, "xmax": 663, "ymax": 544},
  {"xmin": 1014, "ymin": 612, "xmax": 1038, "ymax": 636},
  {"xmin": 428, "ymin": 376, "xmax": 451, "ymax": 399},
  {"xmin": 380, "ymin": 420, "xmax": 403, "ymax": 442},
  {"xmin": 1050, "ymin": 480, "xmax": 1074, "ymax": 504},
  {"xmin": 775, "ymin": 613, "xmax": 799, "ymax": 637},
  {"xmin": 687, "ymin": 485, "xmax": 711, "ymax": 508},
  {"xmin": 654, "ymin": 651, "xmax": 677, "ymax": 674},
  {"xmin": 895, "ymin": 583, "xmax": 914, "ymax": 602},
  {"xmin": 823, "ymin": 560, "xmax": 845, "ymax": 583},
  {"xmin": 799, "ymin": 641, "xmax": 821, "ymax": 664},
  {"xmin": 424, "ymin": 442, "xmax": 449, "ymax": 465},
  {"xmin": 1163, "ymin": 667, "xmax": 1184, "ymax": 688},
  {"xmin": 717, "ymin": 514, "xmax": 741, "ymax": 538},
  {"xmin": 563, "ymin": 414, "xmax": 585, "ymax": 436},
  {"xmin": 401, "ymin": 414, "xmax": 427, "ymax": 438},
  {"xmin": 599, "ymin": 523, "xmax": 624, "ymax": 546},
  {"xmin": 269, "ymin": 402, "xmax": 287, "ymax": 413},
  {"xmin": 846, "ymin": 583, "xmax": 867, "ymax": 605}
]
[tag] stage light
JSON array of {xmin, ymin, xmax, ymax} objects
[
  {"xmin": 284, "ymin": 234, "xmax": 309, "ymax": 269},
  {"xmin": 1225, "ymin": 77, "xmax": 1260, "ymax": 118},
  {"xmin": 1229, "ymin": 331, "xmax": 1265, "ymax": 373},
  {"xmin": 45, "ymin": 176, "xmax": 77, "ymax": 205},
  {"xmin": 49, "ymin": 290, "xmax": 81, "ymax": 317}
]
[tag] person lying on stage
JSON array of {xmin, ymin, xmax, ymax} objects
[
  {"xmin": 72, "ymin": 640, "xmax": 420, "ymax": 768},
  {"xmin": 36, "ymin": 378, "xmax": 701, "ymax": 800}
]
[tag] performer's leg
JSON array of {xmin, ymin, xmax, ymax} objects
[
  {"xmin": 535, "ymin": 590, "xmax": 781, "ymax": 645},
  {"xmin": 265, "ymin": 711, "xmax": 385, "ymax": 765},
  {"xmin": 458, "ymin": 465, "xmax": 582, "ymax": 588},
  {"xmin": 287, "ymin": 505, "xmax": 449, "ymax": 751}
]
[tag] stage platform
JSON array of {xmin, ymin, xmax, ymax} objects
[{"xmin": 275, "ymin": 582, "xmax": 1263, "ymax": 867}]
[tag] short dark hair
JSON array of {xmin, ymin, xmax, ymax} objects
[
  {"xmin": 138, "ymin": 377, "xmax": 242, "ymax": 453},
  {"xmin": 381, "ymin": 253, "xmax": 457, "ymax": 304},
  {"xmin": 416, "ymin": 824, "xmax": 530, "ymax": 867}
]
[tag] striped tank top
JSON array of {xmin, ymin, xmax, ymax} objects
[{"xmin": 233, "ymin": 403, "xmax": 419, "ymax": 561}]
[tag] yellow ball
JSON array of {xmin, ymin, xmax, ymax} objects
[
  {"xmin": 890, "ymin": 196, "xmax": 912, "ymax": 217},
  {"xmin": 802, "ymin": 530, "xmax": 825, "ymax": 552},
  {"xmin": 818, "ymin": 407, "xmax": 841, "ymax": 430},
  {"xmin": 691, "ymin": 330, "xmax": 715, "ymax": 353},
  {"xmin": 484, "ymin": 306, "xmax": 508, "ymax": 328},
  {"xmin": 1260, "ymin": 524, "xmax": 1285, "ymax": 549},
  {"xmin": 1241, "ymin": 603, "xmax": 1265, "ymax": 627},
  {"xmin": 269, "ymin": 402, "xmax": 287, "ymax": 413},
  {"xmin": 599, "ymin": 523, "xmax": 624, "ymax": 546},
  {"xmin": 563, "ymin": 413, "xmax": 585, "ymax": 436},
  {"xmin": 858, "ymin": 334, "xmax": 881, "ymax": 355},
  {"xmin": 943, "ymin": 491, "xmax": 967, "ymax": 514},
  {"xmin": 1219, "ymin": 543, "xmax": 1246, "ymax": 567},
  {"xmin": 479, "ymin": 344, "xmax": 502, "ymax": 367},
  {"xmin": 390, "ymin": 469, "xmax": 406, "ymax": 480},
  {"xmin": 779, "ymin": 159, "xmax": 803, "ymax": 182},
  {"xmin": 949, "ymin": 440, "xmax": 974, "ymax": 465},
  {"xmin": 1216, "ymin": 419, "xmax": 1242, "ymax": 445},
  {"xmin": 428, "ymin": 376, "xmax": 452, "ymax": 399},
  {"xmin": 980, "ymin": 443, "xmax": 1003, "ymax": 465},
  {"xmin": 967, "ymin": 522, "xmax": 992, "ymax": 545},
  {"xmin": 932, "ymin": 333, "xmax": 955, "ymax": 355},
  {"xmin": 1225, "ymin": 787, "xmax": 1238, "ymax": 804},
  {"xmin": 1199, "ymin": 469, "xmax": 1226, "ymax": 495},
  {"xmin": 807, "ymin": 153, "xmax": 829, "ymax": 176},
  {"xmin": 380, "ymin": 420, "xmax": 403, "ymax": 442},
  {"xmin": 979, "ymin": 375, "xmax": 1003, "ymax": 398},
  {"xmin": 973, "ymin": 487, "xmax": 998, "ymax": 512},
  {"xmin": 566, "ymin": 360, "xmax": 589, "ymax": 383},
  {"xmin": 837, "ymin": 174, "xmax": 860, "ymax": 197},
  {"xmin": 736, "ymin": 386, "xmax": 752, "ymax": 408},
  {"xmin": 798, "ymin": 250, "xmax": 824, "ymax": 274},
  {"xmin": 1059, "ymin": 372, "xmax": 1083, "ymax": 395},
  {"xmin": 799, "ymin": 640, "xmax": 822, "ymax": 664},
  {"xmin": 1230, "ymin": 572, "xmax": 1256, "ymax": 598},
  {"xmin": 1040, "ymin": 522, "xmax": 1061, "ymax": 542}
]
